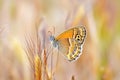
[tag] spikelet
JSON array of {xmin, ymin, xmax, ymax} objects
[{"xmin": 34, "ymin": 54, "xmax": 42, "ymax": 80}]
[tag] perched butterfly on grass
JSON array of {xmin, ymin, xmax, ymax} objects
[{"xmin": 50, "ymin": 26, "xmax": 86, "ymax": 61}]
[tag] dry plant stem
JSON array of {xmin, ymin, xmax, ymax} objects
[
  {"xmin": 43, "ymin": 49, "xmax": 50, "ymax": 80},
  {"xmin": 71, "ymin": 76, "xmax": 75, "ymax": 80}
]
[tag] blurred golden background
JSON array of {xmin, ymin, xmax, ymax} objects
[{"xmin": 0, "ymin": 0, "xmax": 120, "ymax": 80}]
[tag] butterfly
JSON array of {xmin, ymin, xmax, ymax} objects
[{"xmin": 49, "ymin": 26, "xmax": 86, "ymax": 61}]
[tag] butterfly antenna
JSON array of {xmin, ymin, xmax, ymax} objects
[
  {"xmin": 48, "ymin": 26, "xmax": 55, "ymax": 36},
  {"xmin": 48, "ymin": 30, "xmax": 52, "ymax": 37}
]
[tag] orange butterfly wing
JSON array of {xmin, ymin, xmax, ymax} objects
[{"xmin": 56, "ymin": 27, "xmax": 75, "ymax": 40}]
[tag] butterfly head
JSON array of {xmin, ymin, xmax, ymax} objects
[
  {"xmin": 49, "ymin": 35, "xmax": 55, "ymax": 41},
  {"xmin": 49, "ymin": 35, "xmax": 58, "ymax": 48}
]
